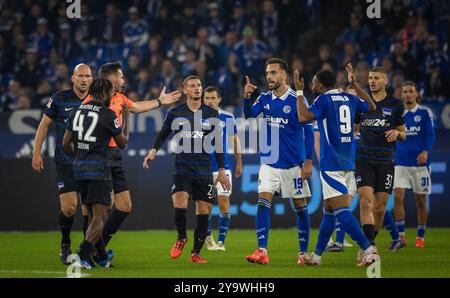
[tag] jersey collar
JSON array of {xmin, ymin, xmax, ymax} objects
[
  {"xmin": 406, "ymin": 104, "xmax": 419, "ymax": 114},
  {"xmin": 324, "ymin": 89, "xmax": 340, "ymax": 94},
  {"xmin": 271, "ymin": 87, "xmax": 292, "ymax": 101}
]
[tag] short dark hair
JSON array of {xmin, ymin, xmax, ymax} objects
[
  {"xmin": 402, "ymin": 80, "xmax": 418, "ymax": 90},
  {"xmin": 315, "ymin": 70, "xmax": 336, "ymax": 88},
  {"xmin": 89, "ymin": 78, "xmax": 113, "ymax": 101},
  {"xmin": 265, "ymin": 58, "xmax": 288, "ymax": 72},
  {"xmin": 183, "ymin": 75, "xmax": 201, "ymax": 86},
  {"xmin": 98, "ymin": 62, "xmax": 122, "ymax": 78},
  {"xmin": 370, "ymin": 67, "xmax": 387, "ymax": 75},
  {"xmin": 204, "ymin": 86, "xmax": 221, "ymax": 97}
]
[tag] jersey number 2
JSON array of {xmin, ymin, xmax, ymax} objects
[{"xmin": 73, "ymin": 110, "xmax": 98, "ymax": 142}]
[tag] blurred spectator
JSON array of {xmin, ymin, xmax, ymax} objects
[
  {"xmin": 386, "ymin": 0, "xmax": 408, "ymax": 33},
  {"xmin": 423, "ymin": 64, "xmax": 450, "ymax": 101},
  {"xmin": 102, "ymin": 3, "xmax": 123, "ymax": 44},
  {"xmin": 0, "ymin": 34, "xmax": 14, "ymax": 74},
  {"xmin": 337, "ymin": 13, "xmax": 371, "ymax": 51},
  {"xmin": 56, "ymin": 23, "xmax": 82, "ymax": 63},
  {"xmin": 400, "ymin": 11, "xmax": 420, "ymax": 51},
  {"xmin": 179, "ymin": 3, "xmax": 200, "ymax": 39},
  {"xmin": 203, "ymin": 3, "xmax": 224, "ymax": 47},
  {"xmin": 15, "ymin": 49, "xmax": 42, "ymax": 89},
  {"xmin": 315, "ymin": 45, "xmax": 336, "ymax": 74},
  {"xmin": 218, "ymin": 31, "xmax": 238, "ymax": 68},
  {"xmin": 151, "ymin": 6, "xmax": 181, "ymax": 43},
  {"xmin": 23, "ymin": 3, "xmax": 44, "ymax": 36},
  {"xmin": 193, "ymin": 27, "xmax": 219, "ymax": 70},
  {"xmin": 260, "ymin": 0, "xmax": 279, "ymax": 52},
  {"xmin": 0, "ymin": 6, "xmax": 16, "ymax": 40},
  {"xmin": 137, "ymin": 68, "xmax": 152, "ymax": 99},
  {"xmin": 141, "ymin": 37, "xmax": 163, "ymax": 68},
  {"xmin": 31, "ymin": 79, "xmax": 53, "ymax": 109},
  {"xmin": 232, "ymin": 26, "xmax": 270, "ymax": 85},
  {"xmin": 43, "ymin": 48, "xmax": 59, "ymax": 83},
  {"xmin": 12, "ymin": 34, "xmax": 27, "ymax": 72},
  {"xmin": 54, "ymin": 62, "xmax": 70, "ymax": 90},
  {"xmin": 28, "ymin": 18, "xmax": 54, "ymax": 59},
  {"xmin": 153, "ymin": 59, "xmax": 177, "ymax": 91},
  {"xmin": 124, "ymin": 54, "xmax": 141, "ymax": 92},
  {"xmin": 391, "ymin": 41, "xmax": 416, "ymax": 80},
  {"xmin": 424, "ymin": 35, "xmax": 449, "ymax": 75},
  {"xmin": 228, "ymin": 3, "xmax": 250, "ymax": 34},
  {"xmin": 167, "ymin": 37, "xmax": 188, "ymax": 65},
  {"xmin": 15, "ymin": 92, "xmax": 32, "ymax": 110},
  {"xmin": 355, "ymin": 61, "xmax": 370, "ymax": 89},
  {"xmin": 0, "ymin": 79, "xmax": 22, "ymax": 112},
  {"xmin": 182, "ymin": 49, "xmax": 197, "ymax": 76},
  {"xmin": 123, "ymin": 7, "xmax": 149, "ymax": 47},
  {"xmin": 335, "ymin": 41, "xmax": 361, "ymax": 69}
]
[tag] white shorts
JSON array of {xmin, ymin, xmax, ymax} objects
[
  {"xmin": 320, "ymin": 170, "xmax": 357, "ymax": 200},
  {"xmin": 258, "ymin": 164, "xmax": 311, "ymax": 199},
  {"xmin": 213, "ymin": 170, "xmax": 233, "ymax": 197},
  {"xmin": 393, "ymin": 166, "xmax": 431, "ymax": 194}
]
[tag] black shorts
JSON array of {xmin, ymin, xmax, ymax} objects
[
  {"xmin": 77, "ymin": 180, "xmax": 113, "ymax": 206},
  {"xmin": 55, "ymin": 163, "xmax": 78, "ymax": 195},
  {"xmin": 107, "ymin": 148, "xmax": 129, "ymax": 194},
  {"xmin": 171, "ymin": 174, "xmax": 216, "ymax": 204},
  {"xmin": 355, "ymin": 160, "xmax": 394, "ymax": 194}
]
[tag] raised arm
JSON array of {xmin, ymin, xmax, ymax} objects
[
  {"xmin": 294, "ymin": 69, "xmax": 315, "ymax": 123},
  {"xmin": 346, "ymin": 63, "xmax": 376, "ymax": 112},
  {"xmin": 243, "ymin": 75, "xmax": 262, "ymax": 119},
  {"xmin": 129, "ymin": 86, "xmax": 182, "ymax": 113}
]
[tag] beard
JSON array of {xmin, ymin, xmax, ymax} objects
[{"xmin": 268, "ymin": 81, "xmax": 281, "ymax": 91}]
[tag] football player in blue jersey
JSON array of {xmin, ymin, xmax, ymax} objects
[
  {"xmin": 393, "ymin": 81, "xmax": 435, "ymax": 248},
  {"xmin": 203, "ymin": 86, "xmax": 243, "ymax": 251},
  {"xmin": 243, "ymin": 58, "xmax": 314, "ymax": 265},
  {"xmin": 296, "ymin": 64, "xmax": 380, "ymax": 266},
  {"xmin": 32, "ymin": 64, "xmax": 92, "ymax": 265}
]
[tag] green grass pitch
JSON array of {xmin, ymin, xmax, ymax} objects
[{"xmin": 1, "ymin": 228, "xmax": 450, "ymax": 278}]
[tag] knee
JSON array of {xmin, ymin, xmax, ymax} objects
[
  {"xmin": 359, "ymin": 197, "xmax": 372, "ymax": 213},
  {"xmin": 62, "ymin": 205, "xmax": 76, "ymax": 217},
  {"xmin": 415, "ymin": 197, "xmax": 427, "ymax": 209},
  {"xmin": 116, "ymin": 196, "xmax": 132, "ymax": 213}
]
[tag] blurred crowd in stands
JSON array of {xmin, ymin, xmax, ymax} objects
[{"xmin": 0, "ymin": 0, "xmax": 449, "ymax": 112}]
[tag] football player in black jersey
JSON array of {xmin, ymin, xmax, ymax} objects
[
  {"xmin": 143, "ymin": 75, "xmax": 231, "ymax": 263},
  {"xmin": 32, "ymin": 64, "xmax": 92, "ymax": 265},
  {"xmin": 63, "ymin": 78, "xmax": 129, "ymax": 269},
  {"xmin": 355, "ymin": 67, "xmax": 406, "ymax": 254}
]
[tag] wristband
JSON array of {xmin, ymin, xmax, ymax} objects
[
  {"xmin": 296, "ymin": 90, "xmax": 304, "ymax": 97},
  {"xmin": 156, "ymin": 99, "xmax": 162, "ymax": 107}
]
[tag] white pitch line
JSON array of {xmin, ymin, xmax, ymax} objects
[{"xmin": 0, "ymin": 270, "xmax": 91, "ymax": 277}]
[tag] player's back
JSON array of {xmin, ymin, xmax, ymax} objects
[
  {"xmin": 311, "ymin": 90, "xmax": 368, "ymax": 171},
  {"xmin": 69, "ymin": 100, "xmax": 122, "ymax": 180}
]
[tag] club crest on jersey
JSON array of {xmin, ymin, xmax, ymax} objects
[
  {"xmin": 414, "ymin": 115, "xmax": 422, "ymax": 123},
  {"xmin": 382, "ymin": 107, "xmax": 392, "ymax": 117},
  {"xmin": 57, "ymin": 181, "xmax": 64, "ymax": 190},
  {"xmin": 283, "ymin": 105, "xmax": 291, "ymax": 114},
  {"xmin": 47, "ymin": 98, "xmax": 53, "ymax": 108}
]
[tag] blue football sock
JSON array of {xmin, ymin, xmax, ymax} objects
[
  {"xmin": 217, "ymin": 213, "xmax": 231, "ymax": 243},
  {"xmin": 417, "ymin": 225, "xmax": 426, "ymax": 238},
  {"xmin": 256, "ymin": 198, "xmax": 271, "ymax": 249},
  {"xmin": 383, "ymin": 210, "xmax": 400, "ymax": 241},
  {"xmin": 334, "ymin": 207, "xmax": 371, "ymax": 251},
  {"xmin": 294, "ymin": 205, "xmax": 310, "ymax": 253},
  {"xmin": 396, "ymin": 219, "xmax": 406, "ymax": 234},
  {"xmin": 207, "ymin": 215, "xmax": 212, "ymax": 236},
  {"xmin": 314, "ymin": 208, "xmax": 335, "ymax": 256},
  {"xmin": 335, "ymin": 218, "xmax": 345, "ymax": 245}
]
